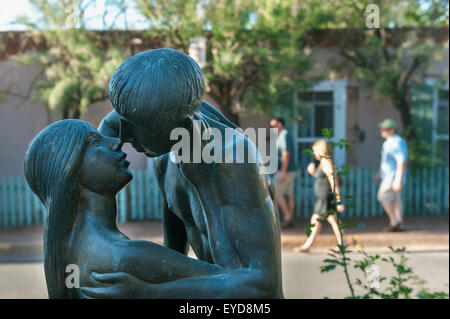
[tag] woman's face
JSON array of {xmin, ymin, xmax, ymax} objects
[
  {"xmin": 79, "ymin": 129, "xmax": 132, "ymax": 195},
  {"xmin": 312, "ymin": 148, "xmax": 321, "ymax": 161}
]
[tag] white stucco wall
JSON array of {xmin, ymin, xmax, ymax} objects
[
  {"xmin": 0, "ymin": 59, "xmax": 147, "ymax": 176},
  {"xmin": 0, "ymin": 42, "xmax": 448, "ymax": 175}
]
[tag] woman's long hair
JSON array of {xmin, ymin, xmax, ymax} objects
[
  {"xmin": 312, "ymin": 139, "xmax": 342, "ymax": 188},
  {"xmin": 24, "ymin": 119, "xmax": 93, "ymax": 298},
  {"xmin": 312, "ymin": 139, "xmax": 332, "ymax": 159}
]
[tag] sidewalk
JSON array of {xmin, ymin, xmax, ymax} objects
[
  {"xmin": 0, "ymin": 215, "xmax": 448, "ymax": 262},
  {"xmin": 281, "ymin": 215, "xmax": 449, "ymax": 252}
]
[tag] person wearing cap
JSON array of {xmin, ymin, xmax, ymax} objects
[{"xmin": 375, "ymin": 118, "xmax": 408, "ymax": 232}]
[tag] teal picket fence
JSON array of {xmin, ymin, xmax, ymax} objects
[
  {"xmin": 294, "ymin": 166, "xmax": 449, "ymax": 219},
  {"xmin": 0, "ymin": 170, "xmax": 163, "ymax": 228},
  {"xmin": 0, "ymin": 167, "xmax": 448, "ymax": 227}
]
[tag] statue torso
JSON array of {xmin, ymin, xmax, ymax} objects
[{"xmin": 154, "ymin": 154, "xmax": 214, "ymax": 263}]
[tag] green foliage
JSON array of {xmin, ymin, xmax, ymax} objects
[
  {"xmin": 302, "ymin": 148, "xmax": 314, "ymax": 157},
  {"xmin": 407, "ymin": 134, "xmax": 448, "ymax": 171},
  {"xmin": 136, "ymin": 0, "xmax": 319, "ymax": 123},
  {"xmin": 312, "ymin": 0, "xmax": 448, "ymax": 29},
  {"xmin": 312, "ymin": 127, "xmax": 448, "ymax": 299},
  {"xmin": 337, "ymin": 246, "xmax": 450, "ymax": 299},
  {"xmin": 320, "ymin": 0, "xmax": 449, "ymax": 168},
  {"xmin": 13, "ymin": 0, "xmax": 129, "ymax": 120}
]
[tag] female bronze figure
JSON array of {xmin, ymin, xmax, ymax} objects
[
  {"xmin": 24, "ymin": 119, "xmax": 218, "ymax": 298},
  {"xmin": 24, "ymin": 49, "xmax": 283, "ymax": 299}
]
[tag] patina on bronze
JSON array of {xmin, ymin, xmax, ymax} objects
[
  {"xmin": 95, "ymin": 48, "xmax": 283, "ymax": 298},
  {"xmin": 25, "ymin": 48, "xmax": 283, "ymax": 298},
  {"xmin": 24, "ymin": 119, "xmax": 221, "ymax": 298}
]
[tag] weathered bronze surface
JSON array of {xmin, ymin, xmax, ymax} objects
[{"xmin": 25, "ymin": 48, "xmax": 283, "ymax": 299}]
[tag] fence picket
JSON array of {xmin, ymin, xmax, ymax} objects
[
  {"xmin": 415, "ymin": 170, "xmax": 421, "ymax": 216},
  {"xmin": 119, "ymin": 189, "xmax": 127, "ymax": 223},
  {"xmin": 407, "ymin": 172, "xmax": 413, "ymax": 215},
  {"xmin": 436, "ymin": 167, "xmax": 443, "ymax": 215},
  {"xmin": 295, "ymin": 173, "xmax": 301, "ymax": 218},
  {"xmin": 423, "ymin": 168, "xmax": 428, "ymax": 215},
  {"xmin": 431, "ymin": 168, "xmax": 437, "ymax": 215},
  {"xmin": 347, "ymin": 168, "xmax": 354, "ymax": 218},
  {"xmin": 1, "ymin": 176, "xmax": 7, "ymax": 227},
  {"xmin": 370, "ymin": 169, "xmax": 376, "ymax": 217},
  {"xmin": 145, "ymin": 169, "xmax": 152, "ymax": 219},
  {"xmin": 356, "ymin": 168, "xmax": 362, "ymax": 218},
  {"xmin": 17, "ymin": 176, "xmax": 24, "ymax": 227},
  {"xmin": 137, "ymin": 170, "xmax": 144, "ymax": 221},
  {"xmin": 363, "ymin": 169, "xmax": 369, "ymax": 218},
  {"xmin": 8, "ymin": 176, "xmax": 16, "ymax": 227},
  {"xmin": 445, "ymin": 167, "xmax": 449, "ymax": 214},
  {"xmin": 130, "ymin": 170, "xmax": 137, "ymax": 220},
  {"xmin": 0, "ymin": 165, "xmax": 448, "ymax": 227},
  {"xmin": 25, "ymin": 181, "xmax": 32, "ymax": 225}
]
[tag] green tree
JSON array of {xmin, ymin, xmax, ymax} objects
[
  {"xmin": 11, "ymin": 0, "xmax": 130, "ymax": 120},
  {"xmin": 320, "ymin": 0, "xmax": 449, "ymax": 168},
  {"xmin": 136, "ymin": 0, "xmax": 319, "ymax": 124}
]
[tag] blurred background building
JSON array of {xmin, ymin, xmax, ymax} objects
[{"xmin": 0, "ymin": 28, "xmax": 448, "ymax": 176}]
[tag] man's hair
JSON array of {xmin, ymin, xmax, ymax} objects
[
  {"xmin": 109, "ymin": 48, "xmax": 205, "ymax": 125},
  {"xmin": 271, "ymin": 117, "xmax": 285, "ymax": 127}
]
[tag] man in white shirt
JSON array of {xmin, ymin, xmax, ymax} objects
[
  {"xmin": 375, "ymin": 119, "xmax": 408, "ymax": 232},
  {"xmin": 270, "ymin": 117, "xmax": 297, "ymax": 229}
]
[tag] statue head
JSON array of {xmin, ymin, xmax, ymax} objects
[
  {"xmin": 108, "ymin": 48, "xmax": 205, "ymax": 157},
  {"xmin": 24, "ymin": 119, "xmax": 132, "ymax": 298}
]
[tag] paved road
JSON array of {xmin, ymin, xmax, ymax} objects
[
  {"xmin": 282, "ymin": 250, "xmax": 449, "ymax": 298},
  {"xmin": 2, "ymin": 216, "xmax": 449, "ymax": 251},
  {"xmin": 0, "ymin": 250, "xmax": 448, "ymax": 299}
]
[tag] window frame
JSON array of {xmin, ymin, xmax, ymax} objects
[
  {"xmin": 293, "ymin": 80, "xmax": 347, "ymax": 167},
  {"xmin": 426, "ymin": 78, "xmax": 449, "ymax": 165}
]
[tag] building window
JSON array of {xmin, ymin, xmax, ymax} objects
[
  {"xmin": 296, "ymin": 91, "xmax": 334, "ymax": 168},
  {"xmin": 297, "ymin": 91, "xmax": 334, "ymax": 138},
  {"xmin": 433, "ymin": 88, "xmax": 449, "ymax": 165},
  {"xmin": 293, "ymin": 81, "xmax": 347, "ymax": 169}
]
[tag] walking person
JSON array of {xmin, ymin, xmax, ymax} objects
[
  {"xmin": 270, "ymin": 117, "xmax": 297, "ymax": 229},
  {"xmin": 294, "ymin": 140, "xmax": 345, "ymax": 253},
  {"xmin": 375, "ymin": 119, "xmax": 408, "ymax": 232}
]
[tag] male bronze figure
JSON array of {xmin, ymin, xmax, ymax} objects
[
  {"xmin": 26, "ymin": 48, "xmax": 283, "ymax": 298},
  {"xmin": 95, "ymin": 48, "xmax": 283, "ymax": 298}
]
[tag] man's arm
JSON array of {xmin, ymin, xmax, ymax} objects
[
  {"xmin": 392, "ymin": 161, "xmax": 406, "ymax": 192},
  {"xmin": 375, "ymin": 168, "xmax": 381, "ymax": 184},
  {"xmin": 280, "ymin": 150, "xmax": 290, "ymax": 182},
  {"xmin": 391, "ymin": 141, "xmax": 407, "ymax": 192},
  {"xmin": 144, "ymin": 158, "xmax": 283, "ymax": 298},
  {"xmin": 98, "ymin": 110, "xmax": 121, "ymax": 137},
  {"xmin": 81, "ymin": 151, "xmax": 283, "ymax": 298},
  {"xmin": 153, "ymin": 137, "xmax": 283, "ymax": 298},
  {"xmin": 278, "ymin": 132, "xmax": 291, "ymax": 182}
]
